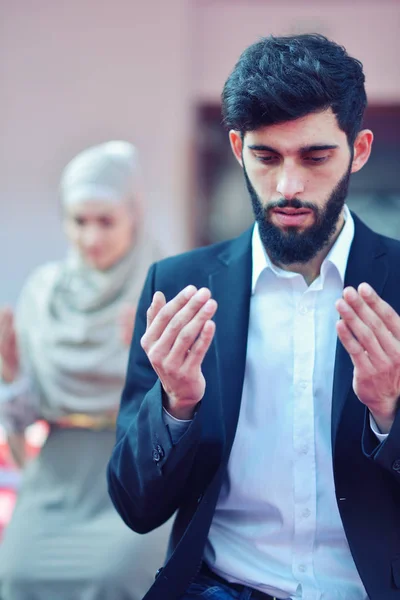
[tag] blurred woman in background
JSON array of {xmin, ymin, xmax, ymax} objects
[{"xmin": 0, "ymin": 141, "xmax": 171, "ymax": 600}]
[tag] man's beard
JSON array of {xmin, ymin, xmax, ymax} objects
[{"xmin": 244, "ymin": 163, "xmax": 351, "ymax": 265}]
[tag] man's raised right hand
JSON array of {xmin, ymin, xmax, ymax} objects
[{"xmin": 140, "ymin": 286, "xmax": 217, "ymax": 420}]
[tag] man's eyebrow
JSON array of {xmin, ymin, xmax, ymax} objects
[
  {"xmin": 247, "ymin": 144, "xmax": 279, "ymax": 153},
  {"xmin": 247, "ymin": 144, "xmax": 339, "ymax": 153},
  {"xmin": 300, "ymin": 144, "xmax": 339, "ymax": 152}
]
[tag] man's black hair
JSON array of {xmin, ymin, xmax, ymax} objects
[{"xmin": 221, "ymin": 34, "xmax": 367, "ymax": 145}]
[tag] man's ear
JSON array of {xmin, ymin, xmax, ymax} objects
[
  {"xmin": 229, "ymin": 130, "xmax": 244, "ymax": 167},
  {"xmin": 351, "ymin": 129, "xmax": 373, "ymax": 174}
]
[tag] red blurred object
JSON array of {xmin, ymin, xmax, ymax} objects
[{"xmin": 0, "ymin": 422, "xmax": 48, "ymax": 540}]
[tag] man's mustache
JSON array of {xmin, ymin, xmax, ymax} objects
[{"xmin": 266, "ymin": 198, "xmax": 318, "ymax": 211}]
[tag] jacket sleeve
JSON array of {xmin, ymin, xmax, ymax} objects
[
  {"xmin": 362, "ymin": 406, "xmax": 400, "ymax": 483},
  {"xmin": 107, "ymin": 263, "xmax": 203, "ymax": 534}
]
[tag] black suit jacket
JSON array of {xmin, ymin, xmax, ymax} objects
[{"xmin": 108, "ymin": 214, "xmax": 400, "ymax": 599}]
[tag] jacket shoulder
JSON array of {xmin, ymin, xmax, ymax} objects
[
  {"xmin": 380, "ymin": 233, "xmax": 400, "ymax": 257},
  {"xmin": 154, "ymin": 229, "xmax": 252, "ymax": 281}
]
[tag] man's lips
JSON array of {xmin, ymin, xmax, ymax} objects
[
  {"xmin": 273, "ymin": 207, "xmax": 312, "ymax": 214},
  {"xmin": 271, "ymin": 207, "xmax": 313, "ymax": 226}
]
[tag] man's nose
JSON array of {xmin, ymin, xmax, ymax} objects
[{"xmin": 276, "ymin": 165, "xmax": 305, "ymax": 200}]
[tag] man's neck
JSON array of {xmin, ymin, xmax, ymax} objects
[{"xmin": 271, "ymin": 213, "xmax": 346, "ymax": 286}]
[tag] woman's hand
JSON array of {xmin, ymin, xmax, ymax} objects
[
  {"xmin": 0, "ymin": 308, "xmax": 19, "ymax": 383},
  {"xmin": 118, "ymin": 305, "xmax": 137, "ymax": 347},
  {"xmin": 7, "ymin": 432, "xmax": 26, "ymax": 469}
]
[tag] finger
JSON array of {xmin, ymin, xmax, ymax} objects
[
  {"xmin": 0, "ymin": 315, "xmax": 16, "ymax": 354},
  {"xmin": 0, "ymin": 307, "xmax": 13, "ymax": 321},
  {"xmin": 358, "ymin": 283, "xmax": 400, "ymax": 340},
  {"xmin": 336, "ymin": 298, "xmax": 387, "ymax": 367},
  {"xmin": 117, "ymin": 306, "xmax": 136, "ymax": 331},
  {"xmin": 184, "ymin": 319, "xmax": 216, "ymax": 369},
  {"xmin": 0, "ymin": 310, "xmax": 13, "ymax": 336},
  {"xmin": 119, "ymin": 304, "xmax": 136, "ymax": 320},
  {"xmin": 2, "ymin": 333, "xmax": 18, "ymax": 355},
  {"xmin": 146, "ymin": 286, "xmax": 198, "ymax": 332},
  {"xmin": 342, "ymin": 287, "xmax": 399, "ymax": 356},
  {"xmin": 120, "ymin": 324, "xmax": 134, "ymax": 346},
  {"xmin": 122, "ymin": 309, "xmax": 136, "ymax": 326},
  {"xmin": 146, "ymin": 291, "xmax": 168, "ymax": 330},
  {"xmin": 154, "ymin": 290, "xmax": 215, "ymax": 359},
  {"xmin": 336, "ymin": 319, "xmax": 373, "ymax": 372},
  {"xmin": 166, "ymin": 298, "xmax": 218, "ymax": 363},
  {"xmin": 144, "ymin": 287, "xmax": 209, "ymax": 349}
]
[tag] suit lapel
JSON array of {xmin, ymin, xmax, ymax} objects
[
  {"xmin": 207, "ymin": 228, "xmax": 253, "ymax": 453},
  {"xmin": 331, "ymin": 214, "xmax": 389, "ymax": 450},
  {"xmin": 200, "ymin": 217, "xmax": 388, "ymax": 456}
]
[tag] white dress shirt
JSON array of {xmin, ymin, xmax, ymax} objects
[{"xmin": 164, "ymin": 206, "xmax": 387, "ymax": 599}]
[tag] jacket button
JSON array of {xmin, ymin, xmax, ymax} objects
[
  {"xmin": 152, "ymin": 444, "xmax": 164, "ymax": 463},
  {"xmin": 155, "ymin": 567, "xmax": 163, "ymax": 579},
  {"xmin": 392, "ymin": 459, "xmax": 400, "ymax": 472},
  {"xmin": 156, "ymin": 444, "xmax": 165, "ymax": 459}
]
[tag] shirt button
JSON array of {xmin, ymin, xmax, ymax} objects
[
  {"xmin": 298, "ymin": 305, "xmax": 308, "ymax": 315},
  {"xmin": 299, "ymin": 381, "xmax": 308, "ymax": 390},
  {"xmin": 299, "ymin": 444, "xmax": 309, "ymax": 455},
  {"xmin": 299, "ymin": 564, "xmax": 307, "ymax": 572},
  {"xmin": 302, "ymin": 508, "xmax": 311, "ymax": 518}
]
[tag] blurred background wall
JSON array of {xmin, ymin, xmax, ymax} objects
[
  {"xmin": 0, "ymin": 0, "xmax": 194, "ymax": 304},
  {"xmin": 1, "ymin": 0, "xmax": 399, "ymax": 304}
]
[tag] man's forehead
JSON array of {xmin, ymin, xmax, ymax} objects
[{"xmin": 244, "ymin": 108, "xmax": 344, "ymax": 150}]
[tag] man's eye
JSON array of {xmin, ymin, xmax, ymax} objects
[
  {"xmin": 74, "ymin": 217, "xmax": 86, "ymax": 226},
  {"xmin": 304, "ymin": 156, "xmax": 328, "ymax": 163},
  {"xmin": 257, "ymin": 155, "xmax": 278, "ymax": 163}
]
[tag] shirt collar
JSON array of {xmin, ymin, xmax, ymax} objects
[{"xmin": 251, "ymin": 204, "xmax": 355, "ymax": 293}]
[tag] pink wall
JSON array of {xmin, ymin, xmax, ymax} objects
[
  {"xmin": 192, "ymin": 0, "xmax": 400, "ymax": 103},
  {"xmin": 1, "ymin": 0, "xmax": 399, "ymax": 304},
  {"xmin": 0, "ymin": 0, "xmax": 193, "ymax": 304}
]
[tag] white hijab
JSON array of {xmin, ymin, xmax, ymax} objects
[{"xmin": 16, "ymin": 141, "xmax": 159, "ymax": 421}]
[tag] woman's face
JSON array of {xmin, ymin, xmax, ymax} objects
[{"xmin": 64, "ymin": 201, "xmax": 137, "ymax": 270}]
